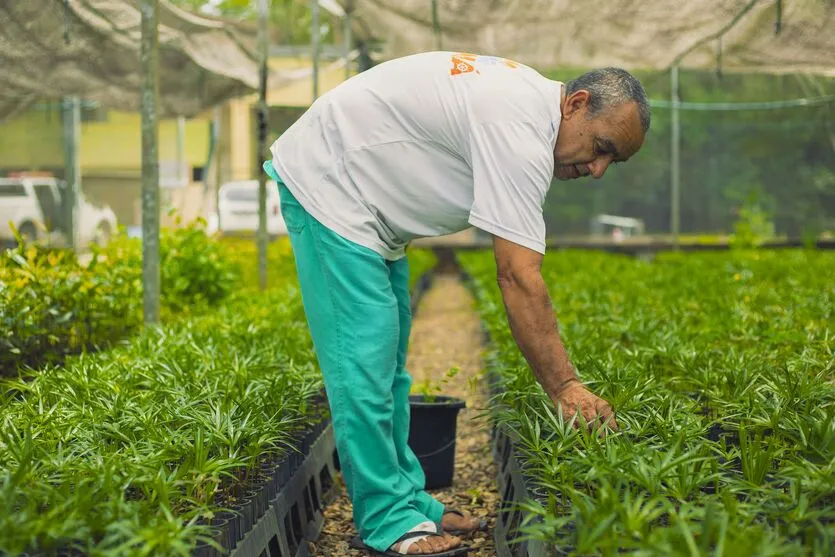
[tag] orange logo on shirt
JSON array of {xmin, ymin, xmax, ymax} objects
[
  {"xmin": 449, "ymin": 53, "xmax": 521, "ymax": 76},
  {"xmin": 450, "ymin": 53, "xmax": 478, "ymax": 76}
]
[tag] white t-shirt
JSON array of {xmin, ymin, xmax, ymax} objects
[{"xmin": 269, "ymin": 51, "xmax": 562, "ymax": 260}]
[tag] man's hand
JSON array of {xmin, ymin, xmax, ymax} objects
[
  {"xmin": 551, "ymin": 379, "xmax": 618, "ymax": 432},
  {"xmin": 491, "ymin": 235, "xmax": 618, "ymax": 434}
]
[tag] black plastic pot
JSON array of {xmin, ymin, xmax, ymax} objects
[
  {"xmin": 251, "ymin": 485, "xmax": 266, "ymax": 523},
  {"xmin": 209, "ymin": 514, "xmax": 233, "ymax": 554},
  {"xmin": 290, "ymin": 449, "xmax": 302, "ymax": 474},
  {"xmin": 193, "ymin": 538, "xmax": 220, "ymax": 557},
  {"xmin": 407, "ymin": 395, "xmax": 466, "ymax": 490},
  {"xmin": 265, "ymin": 472, "xmax": 278, "ymax": 502},
  {"xmin": 237, "ymin": 494, "xmax": 255, "ymax": 542}
]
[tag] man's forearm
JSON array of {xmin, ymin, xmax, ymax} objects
[{"xmin": 498, "ymin": 271, "xmax": 578, "ymax": 399}]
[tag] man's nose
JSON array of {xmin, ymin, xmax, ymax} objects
[{"xmin": 589, "ymin": 157, "xmax": 612, "ymax": 179}]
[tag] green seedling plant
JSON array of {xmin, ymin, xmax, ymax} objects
[
  {"xmin": 738, "ymin": 423, "xmax": 782, "ymax": 487},
  {"xmin": 412, "ymin": 365, "xmax": 460, "ymax": 403}
]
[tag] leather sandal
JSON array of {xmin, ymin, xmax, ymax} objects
[{"xmin": 349, "ymin": 520, "xmax": 470, "ymax": 556}]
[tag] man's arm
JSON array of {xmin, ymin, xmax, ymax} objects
[{"xmin": 492, "ymin": 235, "xmax": 618, "ymax": 430}]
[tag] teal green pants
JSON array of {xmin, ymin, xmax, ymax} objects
[{"xmin": 263, "ymin": 161, "xmax": 444, "ymax": 551}]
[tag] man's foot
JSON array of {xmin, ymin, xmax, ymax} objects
[
  {"xmin": 441, "ymin": 509, "xmax": 486, "ymax": 535},
  {"xmin": 348, "ymin": 520, "xmax": 468, "ymax": 556},
  {"xmin": 391, "ymin": 531, "xmax": 461, "ymax": 554}
]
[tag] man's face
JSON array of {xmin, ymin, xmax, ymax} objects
[{"xmin": 553, "ymin": 90, "xmax": 646, "ymax": 181}]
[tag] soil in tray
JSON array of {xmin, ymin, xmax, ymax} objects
[{"xmin": 309, "ymin": 273, "xmax": 499, "ymax": 556}]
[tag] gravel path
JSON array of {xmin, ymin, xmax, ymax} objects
[{"xmin": 308, "ymin": 272, "xmax": 499, "ymax": 556}]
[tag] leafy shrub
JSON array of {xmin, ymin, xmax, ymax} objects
[
  {"xmin": 217, "ymin": 236, "xmax": 296, "ymax": 291},
  {"xmin": 99, "ymin": 218, "xmax": 242, "ymax": 314},
  {"xmin": 1, "ymin": 219, "xmax": 241, "ymax": 376},
  {"xmin": 159, "ymin": 218, "xmax": 241, "ymax": 311},
  {"xmin": 730, "ymin": 193, "xmax": 775, "ymax": 249},
  {"xmin": 0, "ymin": 243, "xmax": 140, "ymax": 375}
]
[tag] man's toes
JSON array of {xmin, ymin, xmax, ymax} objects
[
  {"xmin": 406, "ymin": 533, "xmax": 461, "ymax": 554},
  {"xmin": 431, "ymin": 535, "xmax": 451, "ymax": 552},
  {"xmin": 443, "ymin": 511, "xmax": 479, "ymax": 531},
  {"xmin": 406, "ymin": 539, "xmax": 426, "ymax": 554},
  {"xmin": 433, "ymin": 534, "xmax": 458, "ymax": 553},
  {"xmin": 410, "ymin": 537, "xmax": 439, "ymax": 554},
  {"xmin": 418, "ymin": 537, "xmax": 445, "ymax": 554},
  {"xmin": 441, "ymin": 534, "xmax": 460, "ymax": 551}
]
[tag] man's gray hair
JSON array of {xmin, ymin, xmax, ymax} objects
[{"xmin": 565, "ymin": 68, "xmax": 651, "ymax": 132}]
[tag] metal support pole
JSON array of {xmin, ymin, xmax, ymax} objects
[
  {"xmin": 61, "ymin": 96, "xmax": 80, "ymax": 250},
  {"xmin": 670, "ymin": 65, "xmax": 681, "ymax": 249},
  {"xmin": 311, "ymin": 0, "xmax": 320, "ymax": 100},
  {"xmin": 343, "ymin": 2, "xmax": 352, "ymax": 80},
  {"xmin": 140, "ymin": 0, "xmax": 160, "ymax": 325},
  {"xmin": 176, "ymin": 117, "xmax": 185, "ymax": 176},
  {"xmin": 213, "ymin": 105, "xmax": 222, "ymax": 232},
  {"xmin": 176, "ymin": 115, "xmax": 185, "ymax": 206},
  {"xmin": 257, "ymin": 0, "xmax": 269, "ymax": 291}
]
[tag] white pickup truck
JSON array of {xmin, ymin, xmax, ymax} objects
[{"xmin": 0, "ymin": 176, "xmax": 118, "ymax": 247}]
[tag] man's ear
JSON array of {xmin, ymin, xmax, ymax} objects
[{"xmin": 563, "ymin": 90, "xmax": 591, "ymax": 120}]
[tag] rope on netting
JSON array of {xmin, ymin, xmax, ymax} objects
[
  {"xmin": 63, "ymin": 0, "xmax": 71, "ymax": 45},
  {"xmin": 430, "ymin": 0, "xmax": 441, "ymax": 50},
  {"xmin": 667, "ymin": 0, "xmax": 761, "ymax": 70},
  {"xmin": 649, "ymin": 94, "xmax": 835, "ymax": 111},
  {"xmin": 775, "ymin": 0, "xmax": 782, "ymax": 34}
]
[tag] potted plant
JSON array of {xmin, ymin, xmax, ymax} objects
[{"xmin": 408, "ymin": 367, "xmax": 467, "ymax": 489}]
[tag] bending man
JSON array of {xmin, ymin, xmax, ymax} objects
[{"xmin": 264, "ymin": 51, "xmax": 650, "ymax": 556}]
